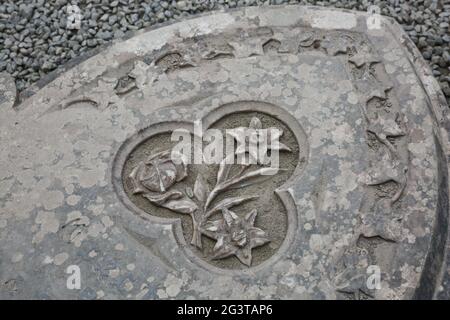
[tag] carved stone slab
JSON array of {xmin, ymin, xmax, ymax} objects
[{"xmin": 1, "ymin": 6, "xmax": 449, "ymax": 300}]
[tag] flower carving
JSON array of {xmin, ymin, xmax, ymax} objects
[
  {"xmin": 126, "ymin": 116, "xmax": 292, "ymax": 267},
  {"xmin": 128, "ymin": 150, "xmax": 187, "ymax": 194},
  {"xmin": 127, "ymin": 150, "xmax": 198, "ymax": 214},
  {"xmin": 202, "ymin": 208, "xmax": 269, "ymax": 267},
  {"xmin": 227, "ymin": 117, "xmax": 291, "ymax": 165}
]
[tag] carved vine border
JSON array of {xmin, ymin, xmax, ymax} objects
[{"xmin": 104, "ymin": 27, "xmax": 408, "ymax": 292}]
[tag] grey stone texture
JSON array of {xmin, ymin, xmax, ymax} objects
[{"xmin": 0, "ymin": 5, "xmax": 449, "ymax": 300}]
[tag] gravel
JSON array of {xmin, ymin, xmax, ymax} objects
[{"xmin": 0, "ymin": 0, "xmax": 450, "ymax": 105}]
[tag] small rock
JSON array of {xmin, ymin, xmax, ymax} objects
[{"xmin": 176, "ymin": 1, "xmax": 187, "ymax": 11}]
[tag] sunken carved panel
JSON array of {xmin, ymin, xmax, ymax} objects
[{"xmin": 118, "ymin": 106, "xmax": 307, "ymax": 269}]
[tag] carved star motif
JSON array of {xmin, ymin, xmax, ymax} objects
[
  {"xmin": 202, "ymin": 208, "xmax": 269, "ymax": 267},
  {"xmin": 92, "ymin": 78, "xmax": 121, "ymax": 109},
  {"xmin": 349, "ymin": 52, "xmax": 381, "ymax": 68},
  {"xmin": 365, "ymin": 87, "xmax": 389, "ymax": 102},
  {"xmin": 334, "ymin": 247, "xmax": 374, "ymax": 300},
  {"xmin": 356, "ymin": 80, "xmax": 392, "ymax": 103},
  {"xmin": 359, "ymin": 199, "xmax": 402, "ymax": 242}
]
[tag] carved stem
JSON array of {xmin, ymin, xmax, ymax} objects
[
  {"xmin": 204, "ymin": 170, "xmax": 247, "ymax": 210},
  {"xmin": 190, "ymin": 212, "xmax": 202, "ymax": 249},
  {"xmin": 204, "ymin": 186, "xmax": 221, "ymax": 212}
]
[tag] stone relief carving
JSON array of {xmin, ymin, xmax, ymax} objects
[
  {"xmin": 202, "ymin": 208, "xmax": 269, "ymax": 267},
  {"xmin": 108, "ymin": 26, "xmax": 409, "ymax": 287},
  {"xmin": 58, "ymin": 77, "xmax": 119, "ymax": 111},
  {"xmin": 318, "ymin": 31, "xmax": 408, "ymax": 299},
  {"xmin": 194, "ymin": 27, "xmax": 408, "ymax": 297},
  {"xmin": 124, "ymin": 116, "xmax": 295, "ymax": 267}
]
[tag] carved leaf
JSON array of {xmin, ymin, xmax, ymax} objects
[
  {"xmin": 227, "ymin": 167, "xmax": 282, "ymax": 190},
  {"xmin": 143, "ymin": 192, "xmax": 197, "ymax": 214},
  {"xmin": 194, "ymin": 174, "xmax": 209, "ymax": 203},
  {"xmin": 161, "ymin": 198, "xmax": 198, "ymax": 214},
  {"xmin": 143, "ymin": 191, "xmax": 183, "ymax": 205},
  {"xmin": 206, "ymin": 196, "xmax": 258, "ymax": 217}
]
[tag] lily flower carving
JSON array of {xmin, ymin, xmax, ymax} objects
[{"xmin": 202, "ymin": 208, "xmax": 270, "ymax": 267}]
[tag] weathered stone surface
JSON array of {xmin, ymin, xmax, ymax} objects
[{"xmin": 0, "ymin": 6, "xmax": 449, "ymax": 300}]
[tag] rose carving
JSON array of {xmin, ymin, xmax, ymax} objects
[
  {"xmin": 127, "ymin": 150, "xmax": 198, "ymax": 214},
  {"xmin": 128, "ymin": 150, "xmax": 187, "ymax": 193}
]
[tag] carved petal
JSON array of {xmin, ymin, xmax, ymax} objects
[
  {"xmin": 268, "ymin": 127, "xmax": 283, "ymax": 141},
  {"xmin": 143, "ymin": 190, "xmax": 183, "ymax": 205},
  {"xmin": 249, "ymin": 227, "xmax": 270, "ymax": 248},
  {"xmin": 202, "ymin": 219, "xmax": 225, "ymax": 240},
  {"xmin": 267, "ymin": 128, "xmax": 291, "ymax": 152},
  {"xmin": 194, "ymin": 174, "xmax": 209, "ymax": 203},
  {"xmin": 249, "ymin": 117, "xmax": 262, "ymax": 130},
  {"xmin": 211, "ymin": 240, "xmax": 237, "ymax": 260},
  {"xmin": 269, "ymin": 141, "xmax": 291, "ymax": 151},
  {"xmin": 245, "ymin": 209, "xmax": 257, "ymax": 226},
  {"xmin": 222, "ymin": 208, "xmax": 239, "ymax": 227},
  {"xmin": 185, "ymin": 186, "xmax": 194, "ymax": 198},
  {"xmin": 171, "ymin": 151, "xmax": 188, "ymax": 182},
  {"xmin": 128, "ymin": 162, "xmax": 148, "ymax": 194},
  {"xmin": 235, "ymin": 247, "xmax": 252, "ymax": 267}
]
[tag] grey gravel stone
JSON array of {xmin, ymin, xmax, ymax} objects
[{"xmin": 0, "ymin": 0, "xmax": 449, "ymax": 106}]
